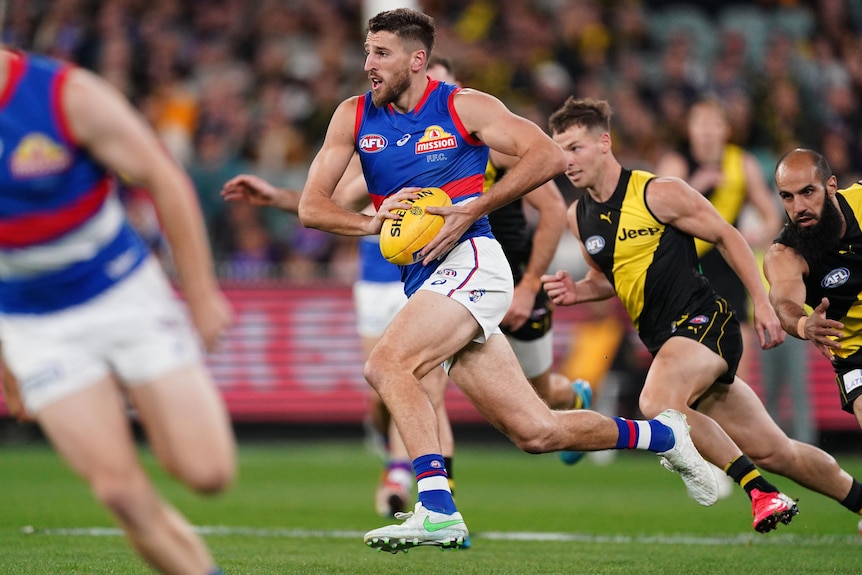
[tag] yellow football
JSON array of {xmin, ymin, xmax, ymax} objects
[{"xmin": 379, "ymin": 187, "xmax": 452, "ymax": 265}]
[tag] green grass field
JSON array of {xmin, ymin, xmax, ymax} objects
[{"xmin": 1, "ymin": 432, "xmax": 861, "ymax": 575}]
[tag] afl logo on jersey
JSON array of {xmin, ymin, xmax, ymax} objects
[
  {"xmin": 585, "ymin": 235, "xmax": 605, "ymax": 255},
  {"xmin": 359, "ymin": 134, "xmax": 387, "ymax": 153},
  {"xmin": 822, "ymin": 267, "xmax": 850, "ymax": 288}
]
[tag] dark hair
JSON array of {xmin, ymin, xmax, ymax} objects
[
  {"xmin": 775, "ymin": 148, "xmax": 833, "ymax": 187},
  {"xmin": 548, "ymin": 97, "xmax": 612, "ymax": 136},
  {"xmin": 367, "ymin": 8, "xmax": 435, "ymax": 54}
]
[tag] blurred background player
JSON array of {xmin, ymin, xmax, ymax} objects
[
  {"xmin": 427, "ymin": 55, "xmax": 593, "ymax": 466},
  {"xmin": 655, "ymin": 95, "xmax": 784, "ymax": 496},
  {"xmin": 0, "ymin": 44, "xmax": 235, "ymax": 575},
  {"xmin": 655, "ymin": 95, "xmax": 783, "ymax": 375},
  {"xmin": 221, "ymin": 158, "xmax": 456, "ymax": 521}
]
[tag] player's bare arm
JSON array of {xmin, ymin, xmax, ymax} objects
[
  {"xmin": 299, "ymin": 98, "xmax": 387, "ymax": 237},
  {"xmin": 222, "ymin": 174, "xmax": 302, "ymax": 212},
  {"xmin": 742, "ymin": 153, "xmax": 783, "ymax": 247},
  {"xmin": 492, "ymin": 150, "xmax": 567, "ymax": 330},
  {"xmin": 420, "ymin": 89, "xmax": 565, "ymax": 263},
  {"xmin": 541, "ymin": 200, "xmax": 615, "ymax": 306},
  {"xmin": 764, "ymin": 243, "xmax": 844, "ymax": 359},
  {"xmin": 62, "ymin": 67, "xmax": 231, "ymax": 350},
  {"xmin": 542, "ymin": 263, "xmax": 615, "ymax": 307},
  {"xmin": 331, "ymin": 155, "xmax": 372, "ymax": 213},
  {"xmin": 647, "ymin": 176, "xmax": 784, "ymax": 349}
]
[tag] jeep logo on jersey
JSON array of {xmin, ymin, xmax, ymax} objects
[
  {"xmin": 416, "ymin": 125, "xmax": 457, "ymax": 154},
  {"xmin": 585, "ymin": 235, "xmax": 605, "ymax": 255},
  {"xmin": 359, "ymin": 134, "xmax": 387, "ymax": 153},
  {"xmin": 617, "ymin": 227, "xmax": 661, "ymax": 241},
  {"xmin": 822, "ymin": 267, "xmax": 850, "ymax": 288}
]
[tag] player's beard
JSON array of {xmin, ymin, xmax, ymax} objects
[
  {"xmin": 782, "ymin": 195, "xmax": 844, "ymax": 265},
  {"xmin": 371, "ymin": 67, "xmax": 410, "ymax": 108}
]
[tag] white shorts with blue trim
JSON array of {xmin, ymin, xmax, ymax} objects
[
  {"xmin": 419, "ymin": 235, "xmax": 513, "ymax": 346},
  {"xmin": 0, "ymin": 257, "xmax": 202, "ymax": 414},
  {"xmin": 353, "ymin": 279, "xmax": 407, "ymax": 338}
]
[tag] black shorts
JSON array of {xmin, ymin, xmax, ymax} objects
[
  {"xmin": 667, "ymin": 297, "xmax": 742, "ymax": 384},
  {"xmin": 832, "ymin": 362, "xmax": 862, "ymax": 414},
  {"xmin": 502, "ymin": 289, "xmax": 552, "ymax": 341}
]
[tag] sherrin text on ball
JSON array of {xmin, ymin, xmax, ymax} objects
[{"xmin": 379, "ymin": 187, "xmax": 451, "ymax": 265}]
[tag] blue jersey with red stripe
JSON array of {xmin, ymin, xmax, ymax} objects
[
  {"xmin": 0, "ymin": 52, "xmax": 148, "ymax": 313},
  {"xmin": 355, "ymin": 79, "xmax": 493, "ymax": 296}
]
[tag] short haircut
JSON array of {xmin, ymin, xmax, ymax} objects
[
  {"xmin": 368, "ymin": 8, "xmax": 436, "ymax": 54},
  {"xmin": 548, "ymin": 97, "xmax": 612, "ymax": 136},
  {"xmin": 775, "ymin": 148, "xmax": 833, "ymax": 187}
]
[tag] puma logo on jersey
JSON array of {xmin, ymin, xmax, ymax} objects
[{"xmin": 600, "ymin": 212, "xmax": 612, "ymax": 224}]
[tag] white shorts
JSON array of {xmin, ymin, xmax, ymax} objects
[
  {"xmin": 507, "ymin": 330, "xmax": 553, "ymax": 379},
  {"xmin": 353, "ymin": 280, "xmax": 407, "ymax": 338},
  {"xmin": 421, "ymin": 236, "xmax": 513, "ymax": 345},
  {"xmin": 0, "ymin": 257, "xmax": 202, "ymax": 414}
]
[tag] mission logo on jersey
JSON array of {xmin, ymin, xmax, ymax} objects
[
  {"xmin": 10, "ymin": 133, "xmax": 71, "ymax": 178},
  {"xmin": 416, "ymin": 125, "xmax": 457, "ymax": 154}
]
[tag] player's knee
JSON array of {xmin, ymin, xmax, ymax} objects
[
  {"xmin": 363, "ymin": 355, "xmax": 402, "ymax": 392},
  {"xmin": 638, "ymin": 394, "xmax": 664, "ymax": 419},
  {"xmin": 749, "ymin": 440, "xmax": 820, "ymax": 475},
  {"xmin": 188, "ymin": 463, "xmax": 234, "ymax": 494},
  {"xmin": 178, "ymin": 451, "xmax": 235, "ymax": 494}
]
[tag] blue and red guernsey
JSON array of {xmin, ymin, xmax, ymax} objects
[
  {"xmin": 0, "ymin": 52, "xmax": 148, "ymax": 314},
  {"xmin": 355, "ymin": 79, "xmax": 493, "ymax": 295}
]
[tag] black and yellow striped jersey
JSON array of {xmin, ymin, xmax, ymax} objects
[
  {"xmin": 685, "ymin": 144, "xmax": 747, "ymax": 257},
  {"xmin": 576, "ymin": 168, "xmax": 717, "ymax": 352},
  {"xmin": 776, "ymin": 183, "xmax": 862, "ymax": 363}
]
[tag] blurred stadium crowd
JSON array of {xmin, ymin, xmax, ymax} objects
[{"xmin": 6, "ymin": 0, "xmax": 862, "ymax": 281}]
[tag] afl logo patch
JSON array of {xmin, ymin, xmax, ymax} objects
[
  {"xmin": 585, "ymin": 235, "xmax": 605, "ymax": 255},
  {"xmin": 822, "ymin": 267, "xmax": 850, "ymax": 289},
  {"xmin": 359, "ymin": 134, "xmax": 387, "ymax": 153},
  {"xmin": 689, "ymin": 315, "xmax": 709, "ymax": 325}
]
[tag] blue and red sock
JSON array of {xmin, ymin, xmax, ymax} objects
[
  {"xmin": 413, "ymin": 454, "xmax": 456, "ymax": 514},
  {"xmin": 612, "ymin": 417, "xmax": 675, "ymax": 453}
]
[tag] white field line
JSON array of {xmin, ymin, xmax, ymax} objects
[{"xmin": 21, "ymin": 525, "xmax": 862, "ymax": 546}]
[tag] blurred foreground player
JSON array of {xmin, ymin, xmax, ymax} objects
[{"xmin": 0, "ymin": 48, "xmax": 235, "ymax": 575}]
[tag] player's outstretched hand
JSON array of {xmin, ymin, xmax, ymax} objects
[
  {"xmin": 801, "ymin": 297, "xmax": 844, "ymax": 360},
  {"xmin": 752, "ymin": 299, "xmax": 785, "ymax": 350},
  {"xmin": 541, "ymin": 270, "xmax": 577, "ymax": 306},
  {"xmin": 221, "ymin": 174, "xmax": 280, "ymax": 207}
]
